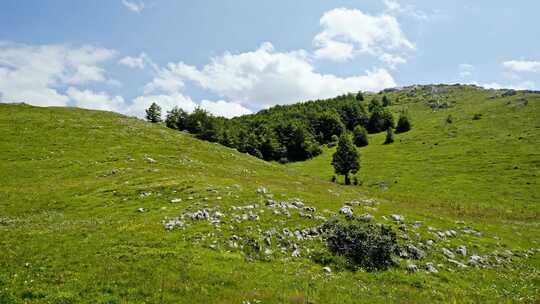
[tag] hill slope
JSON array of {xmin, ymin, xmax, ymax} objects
[
  {"xmin": 290, "ymin": 85, "xmax": 540, "ymax": 221},
  {"xmin": 0, "ymin": 101, "xmax": 539, "ymax": 303}
]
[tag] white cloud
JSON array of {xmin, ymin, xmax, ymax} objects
[
  {"xmin": 118, "ymin": 53, "xmax": 149, "ymax": 69},
  {"xmin": 313, "ymin": 8, "xmax": 414, "ymax": 65},
  {"xmin": 200, "ymin": 99, "xmax": 252, "ymax": 118},
  {"xmin": 459, "ymin": 63, "xmax": 474, "ymax": 78},
  {"xmin": 473, "ymin": 81, "xmax": 536, "ymax": 90},
  {"xmin": 66, "ymin": 87, "xmax": 125, "ymax": 112},
  {"xmin": 122, "ymin": 0, "xmax": 145, "ymax": 14},
  {"xmin": 145, "ymin": 42, "xmax": 396, "ymax": 109},
  {"xmin": 379, "ymin": 53, "xmax": 407, "ymax": 68},
  {"xmin": 383, "ymin": 0, "xmax": 428, "ymax": 20},
  {"xmin": 127, "ymin": 92, "xmax": 198, "ymax": 117},
  {"xmin": 0, "ymin": 43, "xmax": 116, "ymax": 106},
  {"xmin": 502, "ymin": 60, "xmax": 540, "ymax": 73}
]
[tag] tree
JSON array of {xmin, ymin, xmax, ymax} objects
[
  {"xmin": 395, "ymin": 111, "xmax": 412, "ymax": 133},
  {"xmin": 314, "ymin": 111, "xmax": 345, "ymax": 143},
  {"xmin": 355, "ymin": 91, "xmax": 364, "ymax": 102},
  {"xmin": 368, "ymin": 99, "xmax": 382, "ymax": 112},
  {"xmin": 382, "ymin": 95, "xmax": 392, "ymax": 107},
  {"xmin": 332, "ymin": 134, "xmax": 360, "ymax": 185},
  {"xmin": 353, "ymin": 125, "xmax": 369, "ymax": 147},
  {"xmin": 165, "ymin": 106, "xmax": 188, "ymax": 130},
  {"xmin": 145, "ymin": 102, "xmax": 162, "ymax": 123},
  {"xmin": 275, "ymin": 122, "xmax": 321, "ymax": 161},
  {"xmin": 384, "ymin": 128, "xmax": 395, "ymax": 144}
]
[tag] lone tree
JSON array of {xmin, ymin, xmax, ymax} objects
[
  {"xmin": 355, "ymin": 91, "xmax": 364, "ymax": 102},
  {"xmin": 332, "ymin": 133, "xmax": 360, "ymax": 185},
  {"xmin": 384, "ymin": 128, "xmax": 395, "ymax": 144},
  {"xmin": 395, "ymin": 111, "xmax": 412, "ymax": 133},
  {"xmin": 145, "ymin": 102, "xmax": 162, "ymax": 123},
  {"xmin": 353, "ymin": 125, "xmax": 369, "ymax": 147}
]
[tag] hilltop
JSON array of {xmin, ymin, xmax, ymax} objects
[{"xmin": 0, "ymin": 84, "xmax": 540, "ymax": 303}]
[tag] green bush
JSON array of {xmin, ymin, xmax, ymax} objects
[
  {"xmin": 353, "ymin": 125, "xmax": 369, "ymax": 147},
  {"xmin": 384, "ymin": 128, "xmax": 395, "ymax": 144},
  {"xmin": 395, "ymin": 112, "xmax": 412, "ymax": 133},
  {"xmin": 321, "ymin": 221, "xmax": 400, "ymax": 271}
]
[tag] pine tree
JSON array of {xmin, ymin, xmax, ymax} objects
[
  {"xmin": 332, "ymin": 134, "xmax": 360, "ymax": 185},
  {"xmin": 382, "ymin": 95, "xmax": 392, "ymax": 107},
  {"xmin": 355, "ymin": 91, "xmax": 364, "ymax": 102},
  {"xmin": 353, "ymin": 125, "xmax": 369, "ymax": 147},
  {"xmin": 384, "ymin": 128, "xmax": 395, "ymax": 144},
  {"xmin": 395, "ymin": 111, "xmax": 412, "ymax": 133},
  {"xmin": 145, "ymin": 102, "xmax": 162, "ymax": 123}
]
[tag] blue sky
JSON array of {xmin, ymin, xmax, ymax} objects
[{"xmin": 1, "ymin": 0, "xmax": 539, "ymax": 117}]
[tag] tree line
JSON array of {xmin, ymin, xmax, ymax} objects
[{"xmin": 145, "ymin": 91, "xmax": 412, "ymax": 164}]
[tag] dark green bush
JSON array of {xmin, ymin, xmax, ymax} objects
[
  {"xmin": 321, "ymin": 221, "xmax": 400, "ymax": 271},
  {"xmin": 353, "ymin": 125, "xmax": 369, "ymax": 147},
  {"xmin": 384, "ymin": 128, "xmax": 395, "ymax": 144}
]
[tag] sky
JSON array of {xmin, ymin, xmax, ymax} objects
[{"xmin": 1, "ymin": 0, "xmax": 539, "ymax": 118}]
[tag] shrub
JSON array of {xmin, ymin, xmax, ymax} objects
[
  {"xmin": 473, "ymin": 113, "xmax": 482, "ymax": 120},
  {"xmin": 446, "ymin": 114, "xmax": 453, "ymax": 124},
  {"xmin": 321, "ymin": 221, "xmax": 400, "ymax": 271},
  {"xmin": 353, "ymin": 176, "xmax": 359, "ymax": 185},
  {"xmin": 355, "ymin": 91, "xmax": 364, "ymax": 102},
  {"xmin": 352, "ymin": 125, "xmax": 369, "ymax": 147},
  {"xmin": 384, "ymin": 128, "xmax": 395, "ymax": 144},
  {"xmin": 382, "ymin": 95, "xmax": 392, "ymax": 107},
  {"xmin": 331, "ymin": 175, "xmax": 337, "ymax": 183},
  {"xmin": 395, "ymin": 111, "xmax": 411, "ymax": 133}
]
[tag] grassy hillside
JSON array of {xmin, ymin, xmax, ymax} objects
[
  {"xmin": 291, "ymin": 86, "xmax": 540, "ymax": 221},
  {"xmin": 1, "ymin": 99, "xmax": 539, "ymax": 303}
]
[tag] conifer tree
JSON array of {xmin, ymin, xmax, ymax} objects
[
  {"xmin": 353, "ymin": 125, "xmax": 369, "ymax": 147},
  {"xmin": 145, "ymin": 102, "xmax": 162, "ymax": 123},
  {"xmin": 384, "ymin": 128, "xmax": 395, "ymax": 144}
]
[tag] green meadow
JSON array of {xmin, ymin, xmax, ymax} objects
[{"xmin": 1, "ymin": 85, "xmax": 540, "ymax": 303}]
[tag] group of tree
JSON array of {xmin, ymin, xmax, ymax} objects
[{"xmin": 145, "ymin": 92, "xmax": 411, "ymax": 163}]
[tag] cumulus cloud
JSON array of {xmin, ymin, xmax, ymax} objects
[
  {"xmin": 383, "ymin": 0, "xmax": 428, "ymax": 20},
  {"xmin": 502, "ymin": 60, "xmax": 540, "ymax": 73},
  {"xmin": 200, "ymin": 99, "xmax": 252, "ymax": 118},
  {"xmin": 118, "ymin": 52, "xmax": 149, "ymax": 69},
  {"xmin": 473, "ymin": 81, "xmax": 537, "ymax": 90},
  {"xmin": 313, "ymin": 8, "xmax": 413, "ymax": 65},
  {"xmin": 127, "ymin": 92, "xmax": 198, "ymax": 117},
  {"xmin": 0, "ymin": 43, "xmax": 116, "ymax": 106},
  {"xmin": 122, "ymin": 0, "xmax": 145, "ymax": 14},
  {"xmin": 144, "ymin": 42, "xmax": 396, "ymax": 109},
  {"xmin": 66, "ymin": 87, "xmax": 125, "ymax": 112}
]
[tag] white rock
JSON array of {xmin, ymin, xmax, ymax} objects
[
  {"xmin": 170, "ymin": 198, "xmax": 183, "ymax": 203},
  {"xmin": 391, "ymin": 214, "xmax": 405, "ymax": 222},
  {"xmin": 425, "ymin": 262, "xmax": 438, "ymax": 273},
  {"xmin": 291, "ymin": 249, "xmax": 301, "ymax": 257},
  {"xmin": 442, "ymin": 247, "xmax": 455, "ymax": 259},
  {"xmin": 456, "ymin": 245, "xmax": 467, "ymax": 257},
  {"xmin": 323, "ymin": 266, "xmax": 332, "ymax": 273}
]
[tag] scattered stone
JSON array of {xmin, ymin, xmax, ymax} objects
[
  {"xmin": 456, "ymin": 245, "xmax": 467, "ymax": 257},
  {"xmin": 468, "ymin": 255, "xmax": 483, "ymax": 266},
  {"xmin": 346, "ymin": 200, "xmax": 361, "ymax": 206},
  {"xmin": 257, "ymin": 187, "xmax": 268, "ymax": 194},
  {"xmin": 442, "ymin": 247, "xmax": 455, "ymax": 259},
  {"xmin": 425, "ymin": 262, "xmax": 438, "ymax": 273},
  {"xmin": 447, "ymin": 259, "xmax": 467, "ymax": 269},
  {"xmin": 264, "ymin": 248, "xmax": 273, "ymax": 255},
  {"xmin": 391, "ymin": 214, "xmax": 405, "ymax": 222},
  {"xmin": 137, "ymin": 208, "xmax": 146, "ymax": 213},
  {"xmin": 323, "ymin": 266, "xmax": 332, "ymax": 273},
  {"xmin": 358, "ymin": 213, "xmax": 374, "ymax": 223},
  {"xmin": 170, "ymin": 198, "xmax": 183, "ymax": 203},
  {"xmin": 139, "ymin": 192, "xmax": 152, "ymax": 198},
  {"xmin": 144, "ymin": 156, "xmax": 157, "ymax": 163},
  {"xmin": 407, "ymin": 263, "xmax": 419, "ymax": 273},
  {"xmin": 426, "ymin": 240, "xmax": 434, "ymax": 246},
  {"xmin": 339, "ymin": 206, "xmax": 354, "ymax": 217},
  {"xmin": 164, "ymin": 219, "xmax": 184, "ymax": 231},
  {"xmin": 407, "ymin": 244, "xmax": 426, "ymax": 260},
  {"xmin": 291, "ymin": 249, "xmax": 301, "ymax": 257}
]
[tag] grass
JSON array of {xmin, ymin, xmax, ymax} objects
[{"xmin": 1, "ymin": 85, "xmax": 540, "ymax": 303}]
